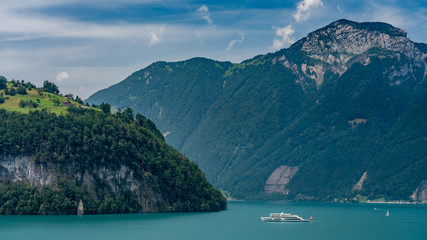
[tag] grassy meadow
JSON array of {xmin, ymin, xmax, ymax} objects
[{"xmin": 0, "ymin": 84, "xmax": 89, "ymax": 114}]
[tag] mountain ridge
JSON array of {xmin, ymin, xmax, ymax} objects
[{"xmin": 87, "ymin": 19, "xmax": 427, "ymax": 201}]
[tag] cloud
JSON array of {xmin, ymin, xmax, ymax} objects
[
  {"xmin": 270, "ymin": 0, "xmax": 321, "ymax": 51},
  {"xmin": 197, "ymin": 5, "xmax": 213, "ymax": 25},
  {"xmin": 272, "ymin": 24, "xmax": 295, "ymax": 50},
  {"xmin": 226, "ymin": 32, "xmax": 244, "ymax": 51},
  {"xmin": 0, "ymin": 2, "xmax": 173, "ymax": 44},
  {"xmin": 148, "ymin": 26, "xmax": 165, "ymax": 46},
  {"xmin": 56, "ymin": 71, "xmax": 69, "ymax": 82},
  {"xmin": 149, "ymin": 32, "xmax": 160, "ymax": 46},
  {"xmin": 293, "ymin": 0, "xmax": 323, "ymax": 23}
]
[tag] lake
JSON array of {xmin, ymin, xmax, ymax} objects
[{"xmin": 1, "ymin": 201, "xmax": 426, "ymax": 240}]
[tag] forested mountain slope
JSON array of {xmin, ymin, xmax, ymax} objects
[{"xmin": 87, "ymin": 19, "xmax": 427, "ymax": 201}]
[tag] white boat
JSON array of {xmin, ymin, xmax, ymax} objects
[
  {"xmin": 386, "ymin": 210, "xmax": 389, "ymax": 216},
  {"xmin": 261, "ymin": 212, "xmax": 309, "ymax": 222}
]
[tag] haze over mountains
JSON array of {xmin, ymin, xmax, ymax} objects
[{"xmin": 87, "ymin": 19, "xmax": 427, "ymax": 201}]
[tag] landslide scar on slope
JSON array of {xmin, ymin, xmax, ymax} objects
[{"xmin": 264, "ymin": 165, "xmax": 298, "ymax": 194}]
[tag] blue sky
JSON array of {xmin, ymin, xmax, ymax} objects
[{"xmin": 1, "ymin": 0, "xmax": 426, "ymax": 99}]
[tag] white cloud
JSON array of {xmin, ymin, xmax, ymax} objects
[
  {"xmin": 226, "ymin": 32, "xmax": 244, "ymax": 51},
  {"xmin": 148, "ymin": 26, "xmax": 165, "ymax": 46},
  {"xmin": 272, "ymin": 24, "xmax": 295, "ymax": 50},
  {"xmin": 149, "ymin": 32, "xmax": 160, "ymax": 46},
  {"xmin": 293, "ymin": 0, "xmax": 323, "ymax": 23},
  {"xmin": 197, "ymin": 5, "xmax": 213, "ymax": 25},
  {"xmin": 56, "ymin": 71, "xmax": 69, "ymax": 82},
  {"xmin": 0, "ymin": 2, "xmax": 172, "ymax": 43}
]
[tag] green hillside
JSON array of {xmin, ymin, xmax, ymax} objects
[
  {"xmin": 87, "ymin": 19, "xmax": 427, "ymax": 201},
  {"xmin": 0, "ymin": 78, "xmax": 90, "ymax": 114},
  {"xmin": 0, "ymin": 77, "xmax": 226, "ymax": 214}
]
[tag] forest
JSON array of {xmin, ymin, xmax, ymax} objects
[{"xmin": 0, "ymin": 77, "xmax": 226, "ymax": 214}]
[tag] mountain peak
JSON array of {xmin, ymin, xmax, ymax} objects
[
  {"xmin": 301, "ymin": 19, "xmax": 409, "ymax": 52},
  {"xmin": 286, "ymin": 19, "xmax": 423, "ymax": 78},
  {"xmin": 325, "ymin": 19, "xmax": 407, "ymax": 38},
  {"xmin": 272, "ymin": 20, "xmax": 425, "ymax": 88}
]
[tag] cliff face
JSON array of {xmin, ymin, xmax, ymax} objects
[
  {"xmin": 0, "ymin": 155, "xmax": 54, "ymax": 188},
  {"xmin": 0, "ymin": 155, "xmax": 167, "ymax": 212}
]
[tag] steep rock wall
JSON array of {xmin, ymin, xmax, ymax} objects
[
  {"xmin": 0, "ymin": 155, "xmax": 54, "ymax": 188},
  {"xmin": 0, "ymin": 155, "xmax": 168, "ymax": 212}
]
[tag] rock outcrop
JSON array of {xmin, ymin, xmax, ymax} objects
[
  {"xmin": 411, "ymin": 180, "xmax": 427, "ymax": 201},
  {"xmin": 0, "ymin": 155, "xmax": 54, "ymax": 189},
  {"xmin": 77, "ymin": 200, "xmax": 84, "ymax": 215},
  {"xmin": 264, "ymin": 165, "xmax": 298, "ymax": 194},
  {"xmin": 352, "ymin": 171, "xmax": 368, "ymax": 192},
  {"xmin": 0, "ymin": 155, "xmax": 168, "ymax": 213}
]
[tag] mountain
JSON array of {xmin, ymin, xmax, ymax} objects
[
  {"xmin": 87, "ymin": 19, "xmax": 427, "ymax": 201},
  {"xmin": 0, "ymin": 79, "xmax": 226, "ymax": 214}
]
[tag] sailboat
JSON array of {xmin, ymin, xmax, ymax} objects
[{"xmin": 385, "ymin": 210, "xmax": 389, "ymax": 216}]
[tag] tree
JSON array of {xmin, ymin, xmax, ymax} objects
[
  {"xmin": 8, "ymin": 87, "xmax": 16, "ymax": 96},
  {"xmin": 25, "ymin": 82, "xmax": 36, "ymax": 90},
  {"xmin": 0, "ymin": 92, "xmax": 5, "ymax": 104},
  {"xmin": 19, "ymin": 100, "xmax": 25, "ymax": 108},
  {"xmin": 43, "ymin": 81, "xmax": 60, "ymax": 94},
  {"xmin": 99, "ymin": 102, "xmax": 111, "ymax": 114},
  {"xmin": 0, "ymin": 76, "xmax": 6, "ymax": 90},
  {"xmin": 10, "ymin": 80, "xmax": 18, "ymax": 87},
  {"xmin": 121, "ymin": 107, "xmax": 134, "ymax": 123},
  {"xmin": 17, "ymin": 85, "xmax": 27, "ymax": 95},
  {"xmin": 75, "ymin": 96, "xmax": 84, "ymax": 104},
  {"xmin": 29, "ymin": 100, "xmax": 38, "ymax": 108}
]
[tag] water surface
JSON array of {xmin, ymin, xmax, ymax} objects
[{"xmin": 1, "ymin": 201, "xmax": 426, "ymax": 240}]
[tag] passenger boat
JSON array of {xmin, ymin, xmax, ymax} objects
[{"xmin": 261, "ymin": 212, "xmax": 309, "ymax": 222}]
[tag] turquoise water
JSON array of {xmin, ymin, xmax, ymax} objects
[{"xmin": 1, "ymin": 201, "xmax": 426, "ymax": 240}]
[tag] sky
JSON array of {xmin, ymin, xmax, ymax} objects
[{"xmin": 1, "ymin": 0, "xmax": 426, "ymax": 99}]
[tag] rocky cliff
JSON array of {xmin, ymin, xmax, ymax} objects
[
  {"xmin": 0, "ymin": 155, "xmax": 165, "ymax": 212},
  {"xmin": 0, "ymin": 155, "xmax": 54, "ymax": 188}
]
